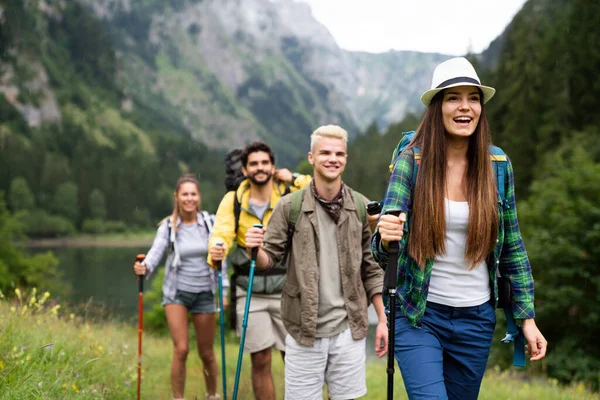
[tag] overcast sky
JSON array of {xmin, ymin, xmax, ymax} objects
[{"xmin": 300, "ymin": 0, "xmax": 527, "ymax": 55}]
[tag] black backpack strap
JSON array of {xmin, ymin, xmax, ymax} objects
[{"xmin": 233, "ymin": 191, "xmax": 241, "ymax": 235}]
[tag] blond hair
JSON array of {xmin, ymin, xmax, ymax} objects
[{"xmin": 310, "ymin": 125, "xmax": 348, "ymax": 151}]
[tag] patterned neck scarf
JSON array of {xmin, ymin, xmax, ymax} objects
[{"xmin": 310, "ymin": 180, "xmax": 344, "ymax": 223}]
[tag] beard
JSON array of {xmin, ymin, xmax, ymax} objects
[{"xmin": 248, "ymin": 170, "xmax": 273, "ymax": 186}]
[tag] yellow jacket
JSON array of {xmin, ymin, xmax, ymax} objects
[{"xmin": 208, "ymin": 174, "xmax": 312, "ymax": 267}]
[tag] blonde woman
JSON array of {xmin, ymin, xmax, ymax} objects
[{"xmin": 134, "ymin": 174, "xmax": 227, "ymax": 400}]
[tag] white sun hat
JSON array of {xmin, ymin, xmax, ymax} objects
[{"xmin": 420, "ymin": 57, "xmax": 496, "ymax": 107}]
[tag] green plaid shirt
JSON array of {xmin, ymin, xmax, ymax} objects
[{"xmin": 371, "ymin": 149, "xmax": 536, "ymax": 327}]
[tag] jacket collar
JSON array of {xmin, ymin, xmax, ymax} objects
[
  {"xmin": 236, "ymin": 178, "xmax": 286, "ymax": 210},
  {"xmin": 301, "ymin": 182, "xmax": 356, "ymax": 213}
]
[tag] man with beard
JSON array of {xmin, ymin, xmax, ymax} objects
[{"xmin": 208, "ymin": 141, "xmax": 311, "ymax": 400}]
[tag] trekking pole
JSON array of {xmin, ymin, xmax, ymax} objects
[
  {"xmin": 215, "ymin": 242, "xmax": 228, "ymax": 400},
  {"xmin": 383, "ymin": 209, "xmax": 403, "ymax": 400},
  {"xmin": 232, "ymin": 223, "xmax": 263, "ymax": 400},
  {"xmin": 134, "ymin": 253, "xmax": 146, "ymax": 400},
  {"xmin": 367, "ymin": 201, "xmax": 382, "ymax": 220}
]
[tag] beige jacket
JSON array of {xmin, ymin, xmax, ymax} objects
[{"xmin": 261, "ymin": 184, "xmax": 383, "ymax": 346}]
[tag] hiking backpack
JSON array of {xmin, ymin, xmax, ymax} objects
[{"xmin": 388, "ymin": 131, "xmax": 525, "ymax": 367}]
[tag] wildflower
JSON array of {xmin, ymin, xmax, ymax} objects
[
  {"xmin": 0, "ymin": 290, "xmax": 5, "ymax": 300},
  {"xmin": 124, "ymin": 381, "xmax": 131, "ymax": 387},
  {"xmin": 72, "ymin": 384, "xmax": 79, "ymax": 392},
  {"xmin": 21, "ymin": 346, "xmax": 27, "ymax": 351},
  {"xmin": 21, "ymin": 305, "xmax": 28, "ymax": 315},
  {"xmin": 0, "ymin": 360, "xmax": 5, "ymax": 370},
  {"xmin": 40, "ymin": 292, "xmax": 51, "ymax": 305},
  {"xmin": 10, "ymin": 306, "xmax": 16, "ymax": 313},
  {"xmin": 42, "ymin": 344, "xmax": 53, "ymax": 351},
  {"xmin": 15, "ymin": 288, "xmax": 22, "ymax": 301},
  {"xmin": 50, "ymin": 304, "xmax": 61, "ymax": 316},
  {"xmin": 38, "ymin": 382, "xmax": 43, "ymax": 388},
  {"xmin": 70, "ymin": 313, "xmax": 75, "ymax": 320}
]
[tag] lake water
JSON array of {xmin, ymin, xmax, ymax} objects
[
  {"xmin": 29, "ymin": 246, "xmax": 150, "ymax": 321},
  {"xmin": 30, "ymin": 245, "xmax": 386, "ymax": 358}
]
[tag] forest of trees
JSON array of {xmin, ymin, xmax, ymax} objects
[{"xmin": 1, "ymin": 0, "xmax": 598, "ymax": 390}]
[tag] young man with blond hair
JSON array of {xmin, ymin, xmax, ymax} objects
[{"xmin": 245, "ymin": 125, "xmax": 388, "ymax": 400}]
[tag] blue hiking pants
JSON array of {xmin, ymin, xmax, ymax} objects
[{"xmin": 394, "ymin": 301, "xmax": 496, "ymax": 400}]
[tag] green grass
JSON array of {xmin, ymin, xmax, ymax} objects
[{"xmin": 0, "ymin": 291, "xmax": 598, "ymax": 399}]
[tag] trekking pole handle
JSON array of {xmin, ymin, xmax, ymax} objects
[
  {"xmin": 215, "ymin": 242, "xmax": 223, "ymax": 270},
  {"xmin": 135, "ymin": 254, "xmax": 146, "ymax": 293},
  {"xmin": 383, "ymin": 209, "xmax": 403, "ymax": 291},
  {"xmin": 367, "ymin": 201, "xmax": 382, "ymax": 216},
  {"xmin": 251, "ymin": 224, "xmax": 263, "ymax": 260}
]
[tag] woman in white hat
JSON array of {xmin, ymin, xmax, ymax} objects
[{"xmin": 371, "ymin": 57, "xmax": 547, "ymax": 399}]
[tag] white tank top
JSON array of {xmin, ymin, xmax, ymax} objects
[{"xmin": 427, "ymin": 198, "xmax": 491, "ymax": 307}]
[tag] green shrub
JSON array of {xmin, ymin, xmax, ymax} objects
[
  {"xmin": 143, "ymin": 267, "xmax": 168, "ymax": 335},
  {"xmin": 0, "ymin": 193, "xmax": 61, "ymax": 294},
  {"xmin": 81, "ymin": 218, "xmax": 106, "ymax": 234},
  {"xmin": 103, "ymin": 220, "xmax": 127, "ymax": 233},
  {"xmin": 18, "ymin": 209, "xmax": 76, "ymax": 238}
]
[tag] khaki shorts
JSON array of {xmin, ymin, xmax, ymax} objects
[
  {"xmin": 284, "ymin": 328, "xmax": 367, "ymax": 400},
  {"xmin": 235, "ymin": 286, "xmax": 286, "ymax": 353}
]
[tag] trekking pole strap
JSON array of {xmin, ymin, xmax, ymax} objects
[{"xmin": 501, "ymin": 308, "xmax": 526, "ymax": 367}]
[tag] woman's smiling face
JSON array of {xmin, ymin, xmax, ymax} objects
[{"xmin": 441, "ymin": 85, "xmax": 482, "ymax": 138}]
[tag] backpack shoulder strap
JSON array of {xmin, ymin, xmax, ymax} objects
[
  {"xmin": 352, "ymin": 191, "xmax": 367, "ymax": 225},
  {"xmin": 167, "ymin": 217, "xmax": 175, "ymax": 252},
  {"xmin": 233, "ymin": 190, "xmax": 242, "ymax": 234},
  {"xmin": 489, "ymin": 145, "xmax": 508, "ymax": 206},
  {"xmin": 201, "ymin": 211, "xmax": 213, "ymax": 234},
  {"xmin": 281, "ymin": 188, "xmax": 305, "ymax": 265},
  {"xmin": 289, "ymin": 188, "xmax": 304, "ymax": 225}
]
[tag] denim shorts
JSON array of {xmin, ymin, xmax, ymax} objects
[{"xmin": 162, "ymin": 290, "xmax": 216, "ymax": 314}]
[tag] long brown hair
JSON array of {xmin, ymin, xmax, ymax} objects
[
  {"xmin": 405, "ymin": 91, "xmax": 498, "ymax": 269},
  {"xmin": 159, "ymin": 174, "xmax": 201, "ymax": 234}
]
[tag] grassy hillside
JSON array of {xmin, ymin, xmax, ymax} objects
[{"xmin": 1, "ymin": 291, "xmax": 598, "ymax": 399}]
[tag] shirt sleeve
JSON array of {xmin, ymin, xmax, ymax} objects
[
  {"xmin": 207, "ymin": 191, "xmax": 237, "ymax": 267},
  {"xmin": 143, "ymin": 221, "xmax": 169, "ymax": 278},
  {"xmin": 261, "ymin": 196, "xmax": 292, "ymax": 269},
  {"xmin": 370, "ymin": 150, "xmax": 415, "ymax": 266},
  {"xmin": 500, "ymin": 158, "xmax": 536, "ymax": 320},
  {"xmin": 290, "ymin": 174, "xmax": 312, "ymax": 191}
]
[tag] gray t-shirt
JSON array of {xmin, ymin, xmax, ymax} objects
[
  {"xmin": 175, "ymin": 222, "xmax": 213, "ymax": 293},
  {"xmin": 315, "ymin": 203, "xmax": 349, "ymax": 337},
  {"xmin": 249, "ymin": 199, "xmax": 269, "ymax": 222}
]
